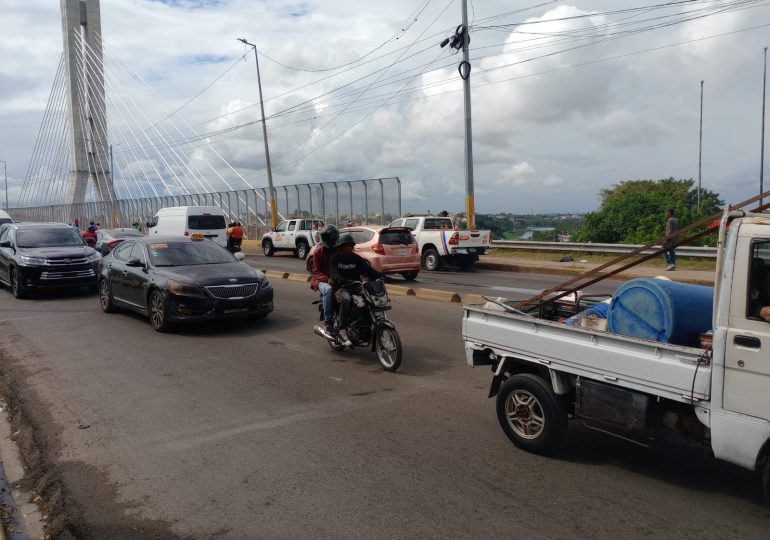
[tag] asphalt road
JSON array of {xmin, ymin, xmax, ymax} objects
[
  {"xmin": 245, "ymin": 251, "xmax": 622, "ymax": 301},
  {"xmin": 0, "ymin": 279, "xmax": 768, "ymax": 539}
]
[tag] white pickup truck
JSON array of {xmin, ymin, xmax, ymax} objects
[
  {"xmin": 463, "ymin": 211, "xmax": 770, "ymax": 503},
  {"xmin": 261, "ymin": 218, "xmax": 324, "ymax": 260},
  {"xmin": 389, "ymin": 215, "xmax": 491, "ymax": 271}
]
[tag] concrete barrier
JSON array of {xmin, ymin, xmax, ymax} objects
[
  {"xmin": 287, "ymin": 273, "xmax": 311, "ymax": 283},
  {"xmin": 462, "ymin": 293, "xmax": 487, "ymax": 305},
  {"xmin": 265, "ymin": 270, "xmax": 289, "ymax": 279},
  {"xmin": 414, "ymin": 288, "xmax": 462, "ymax": 303},
  {"xmin": 388, "ymin": 285, "xmax": 416, "ymax": 296}
]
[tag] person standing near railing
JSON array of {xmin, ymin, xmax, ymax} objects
[{"xmin": 662, "ymin": 208, "xmax": 678, "ymax": 271}]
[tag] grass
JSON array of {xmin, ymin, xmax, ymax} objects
[{"xmin": 487, "ymin": 248, "xmax": 716, "ymax": 272}]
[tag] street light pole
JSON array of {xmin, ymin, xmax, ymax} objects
[
  {"xmin": 761, "ymin": 46, "xmax": 767, "ymax": 207},
  {"xmin": 698, "ymin": 80, "xmax": 704, "ymax": 212},
  {"xmin": 461, "ymin": 0, "xmax": 475, "ymax": 230},
  {"xmin": 237, "ymin": 38, "xmax": 278, "ymax": 229},
  {"xmin": 0, "ymin": 160, "xmax": 7, "ymax": 210}
]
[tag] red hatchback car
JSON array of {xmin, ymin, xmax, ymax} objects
[{"xmin": 307, "ymin": 226, "xmax": 420, "ymax": 280}]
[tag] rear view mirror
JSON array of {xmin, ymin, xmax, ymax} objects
[{"xmin": 234, "ymin": 252, "xmax": 246, "ymax": 261}]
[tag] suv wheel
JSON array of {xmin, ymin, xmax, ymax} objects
[
  {"xmin": 296, "ymin": 240, "xmax": 309, "ymax": 260},
  {"xmin": 10, "ymin": 268, "xmax": 27, "ymax": 299},
  {"xmin": 263, "ymin": 240, "xmax": 275, "ymax": 257}
]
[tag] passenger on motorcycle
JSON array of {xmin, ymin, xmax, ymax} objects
[
  {"xmin": 311, "ymin": 225, "xmax": 339, "ymax": 334},
  {"xmin": 330, "ymin": 234, "xmax": 381, "ymax": 346}
]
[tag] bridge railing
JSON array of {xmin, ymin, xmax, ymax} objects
[{"xmin": 8, "ymin": 177, "xmax": 402, "ymax": 238}]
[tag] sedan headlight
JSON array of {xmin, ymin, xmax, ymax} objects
[
  {"xmin": 19, "ymin": 255, "xmax": 47, "ymax": 266},
  {"xmin": 84, "ymin": 252, "xmax": 102, "ymax": 263},
  {"xmin": 168, "ymin": 280, "xmax": 207, "ymax": 298}
]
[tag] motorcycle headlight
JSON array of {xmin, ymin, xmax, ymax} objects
[
  {"xmin": 371, "ymin": 294, "xmax": 389, "ymax": 307},
  {"xmin": 84, "ymin": 252, "xmax": 102, "ymax": 263},
  {"xmin": 19, "ymin": 255, "xmax": 47, "ymax": 266},
  {"xmin": 168, "ymin": 280, "xmax": 206, "ymax": 298}
]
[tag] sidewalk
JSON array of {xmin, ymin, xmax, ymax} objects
[{"xmin": 476, "ymin": 255, "xmax": 715, "ymax": 286}]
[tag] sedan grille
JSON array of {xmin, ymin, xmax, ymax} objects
[
  {"xmin": 40, "ymin": 269, "xmax": 96, "ymax": 280},
  {"xmin": 205, "ymin": 283, "xmax": 259, "ymax": 299}
]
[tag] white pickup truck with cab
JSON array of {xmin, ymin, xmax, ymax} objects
[
  {"xmin": 389, "ymin": 215, "xmax": 491, "ymax": 271},
  {"xmin": 261, "ymin": 218, "xmax": 324, "ymax": 260},
  {"xmin": 463, "ymin": 211, "xmax": 770, "ymax": 503}
]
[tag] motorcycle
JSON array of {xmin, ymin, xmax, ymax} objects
[
  {"xmin": 313, "ymin": 279, "xmax": 403, "ymax": 372},
  {"xmin": 227, "ymin": 237, "xmax": 242, "ymax": 254}
]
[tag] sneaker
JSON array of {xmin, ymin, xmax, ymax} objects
[
  {"xmin": 665, "ymin": 264, "xmax": 676, "ymax": 271},
  {"xmin": 338, "ymin": 329, "xmax": 352, "ymax": 347}
]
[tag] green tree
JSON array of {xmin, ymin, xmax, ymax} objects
[{"xmin": 574, "ymin": 178, "xmax": 723, "ymax": 245}]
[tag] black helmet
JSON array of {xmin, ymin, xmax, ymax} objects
[
  {"xmin": 336, "ymin": 233, "xmax": 356, "ymax": 248},
  {"xmin": 319, "ymin": 225, "xmax": 339, "ymax": 249}
]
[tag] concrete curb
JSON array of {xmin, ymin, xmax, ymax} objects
[
  {"xmin": 242, "ymin": 239, "xmax": 261, "ymax": 250},
  {"xmin": 265, "ymin": 270, "xmax": 289, "ymax": 280},
  {"xmin": 462, "ymin": 293, "xmax": 487, "ymax": 305},
  {"xmin": 414, "ymin": 289, "xmax": 462, "ymax": 303},
  {"xmin": 287, "ymin": 273, "xmax": 311, "ymax": 283}
]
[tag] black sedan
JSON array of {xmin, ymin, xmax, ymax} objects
[
  {"xmin": 0, "ymin": 222, "xmax": 101, "ymax": 298},
  {"xmin": 98, "ymin": 236, "xmax": 273, "ymax": 331}
]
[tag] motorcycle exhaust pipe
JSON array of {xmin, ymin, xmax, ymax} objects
[{"xmin": 313, "ymin": 325, "xmax": 335, "ymax": 341}]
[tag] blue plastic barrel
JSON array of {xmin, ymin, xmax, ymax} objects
[
  {"xmin": 563, "ymin": 302, "xmax": 609, "ymax": 327},
  {"xmin": 607, "ymin": 278, "xmax": 713, "ymax": 347}
]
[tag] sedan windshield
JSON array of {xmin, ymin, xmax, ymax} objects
[
  {"xmin": 147, "ymin": 241, "xmax": 235, "ymax": 266},
  {"xmin": 17, "ymin": 228, "xmax": 84, "ymax": 248}
]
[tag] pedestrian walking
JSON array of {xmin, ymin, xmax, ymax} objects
[{"xmin": 662, "ymin": 208, "xmax": 678, "ymax": 271}]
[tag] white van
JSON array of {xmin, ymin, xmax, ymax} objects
[
  {"xmin": 147, "ymin": 206, "xmax": 228, "ymax": 247},
  {"xmin": 0, "ymin": 210, "xmax": 13, "ymax": 225}
]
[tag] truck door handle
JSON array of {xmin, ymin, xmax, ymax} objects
[{"xmin": 734, "ymin": 335, "xmax": 761, "ymax": 349}]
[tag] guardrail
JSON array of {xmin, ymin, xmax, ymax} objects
[{"xmin": 491, "ymin": 240, "xmax": 717, "ymax": 259}]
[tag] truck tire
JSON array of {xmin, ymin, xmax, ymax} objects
[
  {"xmin": 422, "ymin": 247, "xmax": 441, "ymax": 271},
  {"xmin": 296, "ymin": 240, "xmax": 310, "ymax": 260},
  {"xmin": 496, "ymin": 373, "xmax": 568, "ymax": 456},
  {"xmin": 762, "ymin": 457, "xmax": 770, "ymax": 508},
  {"xmin": 262, "ymin": 240, "xmax": 275, "ymax": 257}
]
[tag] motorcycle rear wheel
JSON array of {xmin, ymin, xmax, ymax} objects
[{"xmin": 376, "ymin": 326, "xmax": 402, "ymax": 372}]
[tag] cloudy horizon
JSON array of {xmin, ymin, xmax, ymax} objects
[{"xmin": 0, "ymin": 0, "xmax": 768, "ymax": 214}]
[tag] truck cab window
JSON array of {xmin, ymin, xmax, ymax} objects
[
  {"xmin": 748, "ymin": 240, "xmax": 770, "ymax": 321},
  {"xmin": 404, "ymin": 219, "xmax": 419, "ymax": 231},
  {"xmin": 288, "ymin": 222, "xmax": 297, "ymax": 232},
  {"xmin": 275, "ymin": 222, "xmax": 287, "ymax": 232}
]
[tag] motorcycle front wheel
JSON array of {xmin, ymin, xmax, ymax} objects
[{"xmin": 375, "ymin": 326, "xmax": 402, "ymax": 372}]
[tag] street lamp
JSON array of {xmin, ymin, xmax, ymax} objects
[
  {"xmin": 0, "ymin": 160, "xmax": 6, "ymax": 210},
  {"xmin": 237, "ymin": 38, "xmax": 278, "ymax": 229}
]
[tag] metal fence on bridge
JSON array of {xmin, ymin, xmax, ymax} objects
[{"xmin": 8, "ymin": 177, "xmax": 402, "ymax": 238}]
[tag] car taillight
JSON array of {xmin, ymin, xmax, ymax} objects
[
  {"xmin": 448, "ymin": 232, "xmax": 459, "ymax": 245},
  {"xmin": 372, "ymin": 243, "xmax": 385, "ymax": 255},
  {"xmin": 106, "ymin": 240, "xmax": 121, "ymax": 248},
  {"xmin": 184, "ymin": 230, "xmax": 189, "ymax": 236}
]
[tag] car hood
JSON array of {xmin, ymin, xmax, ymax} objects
[
  {"xmin": 155, "ymin": 262, "xmax": 264, "ymax": 286},
  {"xmin": 19, "ymin": 246, "xmax": 97, "ymax": 259}
]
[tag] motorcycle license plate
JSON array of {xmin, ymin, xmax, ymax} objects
[{"xmin": 397, "ymin": 249, "xmax": 407, "ymax": 256}]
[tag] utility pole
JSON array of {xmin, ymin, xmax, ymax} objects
[
  {"xmin": 698, "ymin": 80, "xmax": 704, "ymax": 212},
  {"xmin": 461, "ymin": 0, "xmax": 475, "ymax": 230},
  {"xmin": 761, "ymin": 46, "xmax": 767, "ymax": 207},
  {"xmin": 0, "ymin": 160, "xmax": 6, "ymax": 209},
  {"xmin": 238, "ymin": 38, "xmax": 278, "ymax": 229}
]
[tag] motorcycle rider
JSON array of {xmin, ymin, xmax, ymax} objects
[
  {"xmin": 227, "ymin": 221, "xmax": 244, "ymax": 252},
  {"xmin": 330, "ymin": 234, "xmax": 381, "ymax": 346},
  {"xmin": 311, "ymin": 225, "xmax": 339, "ymax": 334}
]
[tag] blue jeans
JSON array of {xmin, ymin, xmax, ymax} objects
[
  {"xmin": 318, "ymin": 282, "xmax": 334, "ymax": 322},
  {"xmin": 663, "ymin": 246, "xmax": 676, "ymax": 267}
]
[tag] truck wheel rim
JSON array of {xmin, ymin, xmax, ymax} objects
[
  {"xmin": 150, "ymin": 294, "xmax": 164, "ymax": 327},
  {"xmin": 426, "ymin": 254, "xmax": 436, "ymax": 268},
  {"xmin": 506, "ymin": 390, "xmax": 545, "ymax": 439},
  {"xmin": 298, "ymin": 244, "xmax": 307, "ymax": 258}
]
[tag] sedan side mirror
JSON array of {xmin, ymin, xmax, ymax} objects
[
  {"xmin": 234, "ymin": 252, "xmax": 246, "ymax": 261},
  {"xmin": 0, "ymin": 241, "xmax": 10, "ymax": 248},
  {"xmin": 126, "ymin": 258, "xmax": 144, "ymax": 268}
]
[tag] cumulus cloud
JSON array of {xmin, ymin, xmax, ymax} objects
[{"xmin": 1, "ymin": 0, "xmax": 768, "ymax": 213}]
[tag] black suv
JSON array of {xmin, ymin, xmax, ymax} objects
[{"xmin": 0, "ymin": 222, "xmax": 101, "ymax": 298}]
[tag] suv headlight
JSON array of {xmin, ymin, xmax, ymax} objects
[
  {"xmin": 168, "ymin": 280, "xmax": 206, "ymax": 298},
  {"xmin": 19, "ymin": 255, "xmax": 46, "ymax": 266},
  {"xmin": 84, "ymin": 252, "xmax": 102, "ymax": 263}
]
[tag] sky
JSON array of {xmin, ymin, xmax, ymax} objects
[{"xmin": 0, "ymin": 0, "xmax": 769, "ymax": 214}]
